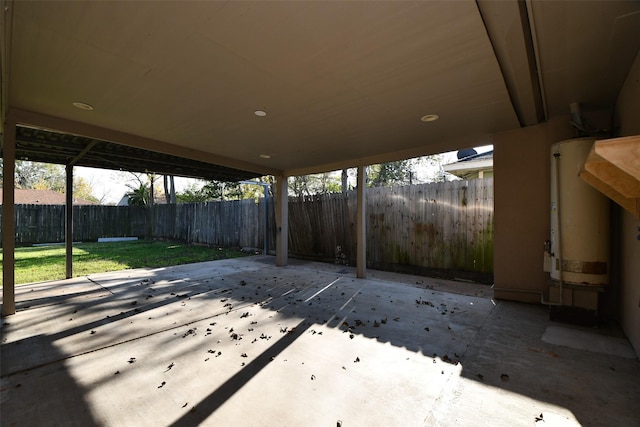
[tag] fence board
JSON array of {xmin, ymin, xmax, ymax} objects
[
  {"xmin": 3, "ymin": 178, "xmax": 493, "ymax": 281},
  {"xmin": 288, "ymin": 179, "xmax": 494, "ymax": 282}
]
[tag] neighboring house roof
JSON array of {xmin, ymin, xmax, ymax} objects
[
  {"xmin": 457, "ymin": 150, "xmax": 494, "ymax": 163},
  {"xmin": 0, "ymin": 189, "xmax": 96, "ymax": 205},
  {"xmin": 443, "ymin": 150, "xmax": 494, "ymax": 179}
]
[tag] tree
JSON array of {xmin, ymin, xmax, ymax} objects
[
  {"xmin": 125, "ymin": 183, "xmax": 150, "ymax": 206},
  {"xmin": 176, "ymin": 182, "xmax": 208, "ymax": 203},
  {"xmin": 289, "ymin": 175, "xmax": 312, "ymax": 197},
  {"xmin": 367, "ymin": 160, "xmax": 412, "ymax": 187},
  {"xmin": 120, "ymin": 172, "xmax": 164, "ymax": 206},
  {"xmin": 163, "ymin": 175, "xmax": 176, "ymax": 204},
  {"xmin": 1, "ymin": 160, "xmax": 101, "ymax": 202},
  {"xmin": 148, "ymin": 173, "xmax": 157, "ymax": 207},
  {"xmin": 175, "ymin": 179, "xmax": 249, "ymax": 203},
  {"xmin": 223, "ymin": 181, "xmax": 243, "ymax": 200},
  {"xmin": 366, "ymin": 155, "xmax": 450, "ymax": 187},
  {"xmin": 411, "ymin": 154, "xmax": 448, "ymax": 183},
  {"xmin": 73, "ymin": 176, "xmax": 100, "ymax": 204},
  {"xmin": 288, "ymin": 172, "xmax": 341, "ymax": 197},
  {"xmin": 341, "ymin": 169, "xmax": 349, "ymax": 193},
  {"xmin": 12, "ymin": 161, "xmax": 66, "ymax": 191}
]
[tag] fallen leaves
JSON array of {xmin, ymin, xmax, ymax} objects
[
  {"xmin": 182, "ymin": 328, "xmax": 197, "ymax": 338},
  {"xmin": 416, "ymin": 298, "xmax": 435, "ymax": 307}
]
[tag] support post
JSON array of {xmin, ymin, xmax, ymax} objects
[
  {"xmin": 2, "ymin": 120, "xmax": 17, "ymax": 316},
  {"xmin": 356, "ymin": 165, "xmax": 367, "ymax": 278},
  {"xmin": 275, "ymin": 175, "xmax": 288, "ymax": 266},
  {"xmin": 65, "ymin": 164, "xmax": 73, "ymax": 279},
  {"xmin": 264, "ymin": 184, "xmax": 269, "ymax": 255}
]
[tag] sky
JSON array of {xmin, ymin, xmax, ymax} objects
[
  {"xmin": 74, "ymin": 168, "xmax": 196, "ymax": 205},
  {"xmin": 75, "ymin": 145, "xmax": 493, "ymax": 204}
]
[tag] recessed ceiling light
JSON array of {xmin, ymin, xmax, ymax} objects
[
  {"xmin": 72, "ymin": 102, "xmax": 94, "ymax": 111},
  {"xmin": 259, "ymin": 154, "xmax": 271, "ymax": 159},
  {"xmin": 254, "ymin": 110, "xmax": 267, "ymax": 117},
  {"xmin": 420, "ymin": 114, "xmax": 439, "ymax": 122}
]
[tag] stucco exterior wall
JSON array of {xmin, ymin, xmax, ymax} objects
[
  {"xmin": 493, "ymin": 117, "xmax": 574, "ymax": 303},
  {"xmin": 615, "ymin": 50, "xmax": 640, "ymax": 356},
  {"xmin": 492, "ymin": 50, "xmax": 639, "ymax": 356}
]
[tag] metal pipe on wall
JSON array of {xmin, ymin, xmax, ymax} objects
[{"xmin": 542, "ymin": 151, "xmax": 563, "ymax": 306}]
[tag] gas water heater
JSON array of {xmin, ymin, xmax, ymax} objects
[{"xmin": 549, "ymin": 138, "xmax": 610, "ymax": 288}]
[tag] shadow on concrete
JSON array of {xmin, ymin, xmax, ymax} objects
[
  {"xmin": 453, "ymin": 301, "xmax": 640, "ymax": 426},
  {"xmin": 169, "ymin": 321, "xmax": 311, "ymax": 427},
  {"xmin": 1, "ymin": 277, "xmax": 239, "ymax": 376},
  {"xmin": 0, "ymin": 335, "xmax": 101, "ymax": 426},
  {"xmin": 2, "ymin": 256, "xmax": 639, "ymax": 426}
]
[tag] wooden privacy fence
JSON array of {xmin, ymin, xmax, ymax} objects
[
  {"xmin": 152, "ymin": 199, "xmax": 273, "ymax": 249},
  {"xmin": 3, "ymin": 178, "xmax": 493, "ymax": 282},
  {"xmin": 5, "ymin": 205, "xmax": 147, "ymax": 245},
  {"xmin": 288, "ymin": 178, "xmax": 494, "ymax": 282},
  {"xmin": 3, "ymin": 200, "xmax": 273, "ymax": 250}
]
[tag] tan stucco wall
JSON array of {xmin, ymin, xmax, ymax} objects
[
  {"xmin": 493, "ymin": 117, "xmax": 574, "ymax": 302},
  {"xmin": 492, "ymin": 50, "xmax": 639, "ymax": 356},
  {"xmin": 615, "ymin": 50, "xmax": 640, "ymax": 356}
]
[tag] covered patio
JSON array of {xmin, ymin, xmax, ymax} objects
[
  {"xmin": 2, "ymin": 2, "xmax": 640, "ymax": 425},
  {"xmin": 2, "ymin": 256, "xmax": 638, "ymax": 426}
]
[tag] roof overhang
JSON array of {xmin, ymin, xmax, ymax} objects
[
  {"xmin": 2, "ymin": 1, "xmax": 639, "ymax": 178},
  {"xmin": 443, "ymin": 159, "xmax": 494, "ymax": 174},
  {"xmin": 6, "ymin": 108, "xmax": 278, "ymax": 181}
]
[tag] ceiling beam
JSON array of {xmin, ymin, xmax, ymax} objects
[
  {"xmin": 476, "ymin": 0, "xmax": 545, "ymax": 126},
  {"xmin": 68, "ymin": 139, "xmax": 98, "ymax": 167},
  {"xmin": 14, "ymin": 129, "xmax": 261, "ymax": 182},
  {"xmin": 7, "ymin": 108, "xmax": 281, "ymax": 177}
]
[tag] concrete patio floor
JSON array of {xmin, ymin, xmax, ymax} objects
[{"xmin": 1, "ymin": 256, "xmax": 639, "ymax": 426}]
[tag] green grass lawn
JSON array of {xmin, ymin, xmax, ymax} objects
[{"xmin": 1, "ymin": 240, "xmax": 250, "ymax": 286}]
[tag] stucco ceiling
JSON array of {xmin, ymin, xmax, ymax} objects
[{"xmin": 2, "ymin": 1, "xmax": 639, "ymax": 179}]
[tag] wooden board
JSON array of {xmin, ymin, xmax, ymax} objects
[{"xmin": 581, "ymin": 136, "xmax": 640, "ymax": 219}]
